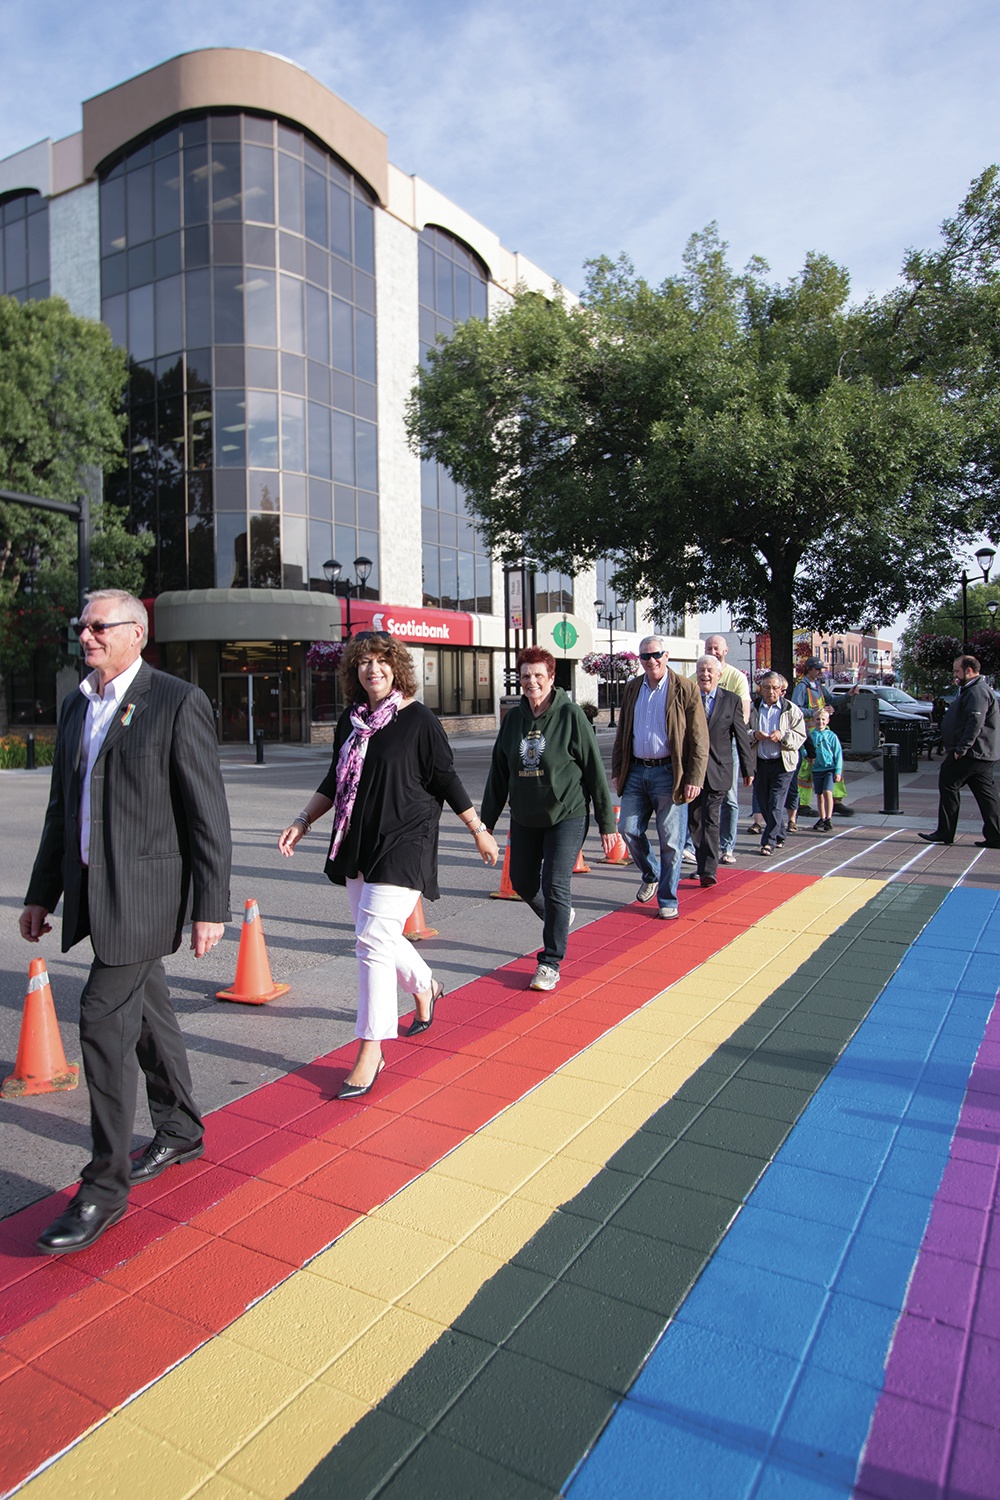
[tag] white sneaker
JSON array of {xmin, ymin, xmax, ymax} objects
[
  {"xmin": 636, "ymin": 880, "xmax": 658, "ymax": 903},
  {"xmin": 658, "ymin": 903, "xmax": 679, "ymax": 919},
  {"xmin": 529, "ymin": 963, "xmax": 560, "ymax": 991},
  {"xmin": 681, "ymin": 849, "xmax": 697, "ymax": 864}
]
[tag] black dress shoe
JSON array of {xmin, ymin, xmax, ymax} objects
[
  {"xmin": 699, "ymin": 875, "xmax": 718, "ymax": 888},
  {"xmin": 918, "ymin": 832, "xmax": 952, "ymax": 845},
  {"xmin": 129, "ymin": 1138, "xmax": 205, "ymax": 1184},
  {"xmin": 36, "ymin": 1198, "xmax": 127, "ymax": 1255},
  {"xmin": 337, "ymin": 1057, "xmax": 385, "ymax": 1100},
  {"xmin": 406, "ymin": 981, "xmax": 444, "ymax": 1037},
  {"xmin": 975, "ymin": 840, "xmax": 1000, "ymax": 848}
]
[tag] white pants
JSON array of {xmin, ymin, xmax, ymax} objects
[{"xmin": 345, "ymin": 876, "xmax": 432, "ymax": 1041}]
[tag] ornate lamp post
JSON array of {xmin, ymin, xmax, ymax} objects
[
  {"xmin": 594, "ymin": 599, "xmax": 620, "ymax": 728},
  {"xmin": 324, "ymin": 555, "xmax": 373, "ymax": 640},
  {"xmin": 960, "ymin": 546, "xmax": 996, "ymax": 653}
]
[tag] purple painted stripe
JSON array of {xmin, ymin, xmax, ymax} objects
[{"xmin": 855, "ymin": 999, "xmax": 1000, "ymax": 1500}]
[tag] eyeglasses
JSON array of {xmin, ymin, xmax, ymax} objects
[
  {"xmin": 70, "ymin": 619, "xmax": 137, "ymax": 639},
  {"xmin": 639, "ymin": 651, "xmax": 666, "ymax": 662}
]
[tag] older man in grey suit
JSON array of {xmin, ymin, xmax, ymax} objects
[{"xmin": 20, "ymin": 589, "xmax": 232, "ymax": 1254}]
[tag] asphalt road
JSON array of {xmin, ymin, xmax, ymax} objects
[{"xmin": 0, "ymin": 733, "xmax": 634, "ymax": 1219}]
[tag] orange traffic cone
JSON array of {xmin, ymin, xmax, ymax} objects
[
  {"xmin": 2, "ymin": 959, "xmax": 79, "ymax": 1098},
  {"xmin": 217, "ymin": 899, "xmax": 291, "ymax": 1004},
  {"xmin": 572, "ymin": 846, "xmax": 591, "ymax": 874},
  {"xmin": 602, "ymin": 807, "xmax": 631, "ymax": 865},
  {"xmin": 404, "ymin": 896, "xmax": 439, "ymax": 941},
  {"xmin": 490, "ymin": 838, "xmax": 521, "ymax": 900}
]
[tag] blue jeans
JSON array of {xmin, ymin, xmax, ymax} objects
[
  {"xmin": 508, "ymin": 814, "xmax": 587, "ymax": 969},
  {"xmin": 719, "ymin": 743, "xmax": 740, "ymax": 855},
  {"xmin": 619, "ymin": 763, "xmax": 686, "ymax": 907}
]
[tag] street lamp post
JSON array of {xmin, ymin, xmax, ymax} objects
[
  {"xmin": 960, "ymin": 547, "xmax": 996, "ymax": 652},
  {"xmin": 594, "ymin": 599, "xmax": 620, "ymax": 728},
  {"xmin": 324, "ymin": 555, "xmax": 374, "ymax": 640}
]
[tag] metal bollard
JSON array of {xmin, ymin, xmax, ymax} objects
[
  {"xmin": 255, "ymin": 730, "xmax": 265, "ymax": 765},
  {"xmin": 26, "ymin": 733, "xmax": 36, "ymax": 770},
  {"xmin": 881, "ymin": 741, "xmax": 900, "ymax": 814}
]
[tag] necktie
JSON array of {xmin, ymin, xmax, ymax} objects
[{"xmin": 702, "ymin": 693, "xmax": 710, "ymax": 714}]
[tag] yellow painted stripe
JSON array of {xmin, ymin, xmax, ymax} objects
[{"xmin": 22, "ymin": 878, "xmax": 879, "ymax": 1500}]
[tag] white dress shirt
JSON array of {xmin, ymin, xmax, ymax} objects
[{"xmin": 79, "ymin": 657, "xmax": 144, "ymax": 865}]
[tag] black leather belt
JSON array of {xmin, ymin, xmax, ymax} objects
[{"xmin": 635, "ymin": 756, "xmax": 670, "ymax": 767}]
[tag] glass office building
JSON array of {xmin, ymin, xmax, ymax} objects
[{"xmin": 1, "ymin": 49, "xmax": 694, "ymax": 737}]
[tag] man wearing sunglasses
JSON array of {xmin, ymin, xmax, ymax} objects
[
  {"xmin": 20, "ymin": 590, "xmax": 232, "ymax": 1255},
  {"xmin": 611, "ymin": 636, "xmax": 708, "ymax": 918}
]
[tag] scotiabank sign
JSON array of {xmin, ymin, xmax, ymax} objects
[{"xmin": 350, "ymin": 601, "xmax": 475, "ymax": 647}]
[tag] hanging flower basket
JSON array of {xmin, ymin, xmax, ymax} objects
[
  {"xmin": 582, "ymin": 650, "xmax": 641, "ymax": 680},
  {"xmin": 307, "ymin": 640, "xmax": 346, "ymax": 672}
]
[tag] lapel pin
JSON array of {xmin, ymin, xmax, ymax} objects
[{"xmin": 121, "ymin": 703, "xmax": 136, "ymax": 726}]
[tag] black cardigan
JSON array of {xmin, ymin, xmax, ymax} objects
[{"xmin": 317, "ymin": 701, "xmax": 471, "ymax": 898}]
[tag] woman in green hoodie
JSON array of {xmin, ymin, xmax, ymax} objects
[{"xmin": 481, "ymin": 646, "xmax": 618, "ymax": 992}]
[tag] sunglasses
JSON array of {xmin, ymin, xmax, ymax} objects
[
  {"xmin": 354, "ymin": 631, "xmax": 391, "ymax": 643},
  {"xmin": 639, "ymin": 650, "xmax": 666, "ymax": 662},
  {"xmin": 70, "ymin": 619, "xmax": 137, "ymax": 639}
]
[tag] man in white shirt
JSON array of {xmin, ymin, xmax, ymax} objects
[{"xmin": 21, "ymin": 590, "xmax": 232, "ymax": 1255}]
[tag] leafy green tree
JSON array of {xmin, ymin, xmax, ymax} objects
[
  {"xmin": 408, "ymin": 192, "xmax": 999, "ymax": 681},
  {"xmin": 0, "ymin": 296, "xmax": 136, "ymax": 729}
]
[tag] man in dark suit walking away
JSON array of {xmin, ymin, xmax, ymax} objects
[
  {"xmin": 688, "ymin": 655, "xmax": 756, "ymax": 887},
  {"xmin": 918, "ymin": 654, "xmax": 1000, "ymax": 848},
  {"xmin": 20, "ymin": 590, "xmax": 232, "ymax": 1254}
]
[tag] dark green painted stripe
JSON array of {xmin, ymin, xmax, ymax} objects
[{"xmin": 291, "ymin": 882, "xmax": 945, "ymax": 1500}]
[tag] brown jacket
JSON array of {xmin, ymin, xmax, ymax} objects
[{"xmin": 611, "ymin": 668, "xmax": 709, "ymax": 803}]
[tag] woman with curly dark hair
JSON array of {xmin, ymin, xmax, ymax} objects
[{"xmin": 279, "ymin": 634, "xmax": 497, "ymax": 1098}]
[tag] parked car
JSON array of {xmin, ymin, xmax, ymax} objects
[
  {"xmin": 830, "ymin": 685, "xmax": 932, "ymax": 718},
  {"xmin": 828, "ymin": 689, "xmax": 926, "ymax": 749},
  {"xmin": 833, "ymin": 687, "xmax": 929, "ymax": 720}
]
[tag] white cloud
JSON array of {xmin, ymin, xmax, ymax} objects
[{"xmin": 3, "ymin": 0, "xmax": 999, "ymax": 297}]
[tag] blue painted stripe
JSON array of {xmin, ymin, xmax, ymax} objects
[{"xmin": 566, "ymin": 887, "xmax": 1000, "ymax": 1499}]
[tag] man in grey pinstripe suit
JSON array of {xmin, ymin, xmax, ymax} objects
[{"xmin": 20, "ymin": 590, "xmax": 232, "ymax": 1254}]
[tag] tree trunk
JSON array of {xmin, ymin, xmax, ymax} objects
[{"xmin": 764, "ymin": 574, "xmax": 796, "ymax": 685}]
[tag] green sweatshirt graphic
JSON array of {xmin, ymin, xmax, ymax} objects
[{"xmin": 481, "ymin": 689, "xmax": 616, "ymax": 833}]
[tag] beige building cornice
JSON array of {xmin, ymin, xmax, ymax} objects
[{"xmin": 81, "ymin": 48, "xmax": 388, "ymax": 203}]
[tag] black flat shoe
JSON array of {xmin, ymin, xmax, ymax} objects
[
  {"xmin": 974, "ymin": 840, "xmax": 1000, "ymax": 848},
  {"xmin": 406, "ymin": 981, "xmax": 444, "ymax": 1037},
  {"xmin": 36, "ymin": 1198, "xmax": 127, "ymax": 1255},
  {"xmin": 337, "ymin": 1057, "xmax": 385, "ymax": 1100},
  {"xmin": 918, "ymin": 832, "xmax": 952, "ymax": 844},
  {"xmin": 129, "ymin": 1138, "xmax": 205, "ymax": 1183}
]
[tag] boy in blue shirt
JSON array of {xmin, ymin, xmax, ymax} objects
[{"xmin": 807, "ymin": 705, "xmax": 843, "ymax": 833}]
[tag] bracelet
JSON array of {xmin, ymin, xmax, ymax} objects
[
  {"xmin": 292, "ymin": 813, "xmax": 312, "ymax": 832},
  {"xmin": 470, "ymin": 821, "xmax": 488, "ymax": 836}
]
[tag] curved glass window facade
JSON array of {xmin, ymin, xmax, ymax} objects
[
  {"xmin": 595, "ymin": 557, "xmax": 635, "ymax": 631},
  {"xmin": 0, "ymin": 190, "xmax": 50, "ymax": 301},
  {"xmin": 535, "ymin": 568, "xmax": 574, "ymax": 616},
  {"xmin": 99, "ymin": 113, "xmax": 378, "ymax": 597},
  {"xmin": 418, "ymin": 226, "xmax": 491, "ymax": 613}
]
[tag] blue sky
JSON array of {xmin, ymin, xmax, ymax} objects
[{"xmin": 4, "ymin": 0, "xmax": 1000, "ymax": 300}]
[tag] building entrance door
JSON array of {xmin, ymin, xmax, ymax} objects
[{"xmin": 219, "ymin": 674, "xmax": 282, "ymax": 743}]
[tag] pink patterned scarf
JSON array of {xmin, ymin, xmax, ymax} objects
[{"xmin": 327, "ymin": 690, "xmax": 403, "ymax": 861}]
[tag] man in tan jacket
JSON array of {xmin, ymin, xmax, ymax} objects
[{"xmin": 611, "ymin": 637, "xmax": 708, "ymax": 918}]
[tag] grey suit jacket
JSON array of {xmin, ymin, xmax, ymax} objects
[{"xmin": 25, "ymin": 662, "xmax": 232, "ymax": 966}]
